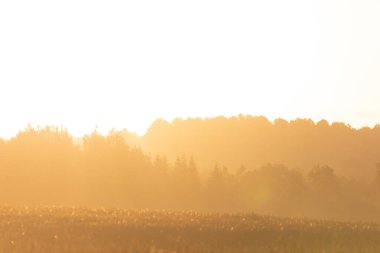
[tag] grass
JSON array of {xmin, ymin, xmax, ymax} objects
[{"xmin": 0, "ymin": 206, "xmax": 379, "ymax": 253}]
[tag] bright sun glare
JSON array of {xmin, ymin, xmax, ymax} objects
[{"xmin": 1, "ymin": 0, "xmax": 380, "ymax": 138}]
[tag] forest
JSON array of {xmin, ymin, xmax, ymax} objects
[
  {"xmin": 1, "ymin": 116, "xmax": 380, "ymax": 222},
  {"xmin": 132, "ymin": 115, "xmax": 380, "ymax": 181}
]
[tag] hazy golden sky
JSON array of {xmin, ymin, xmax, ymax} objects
[{"xmin": 0, "ymin": 0, "xmax": 379, "ymax": 137}]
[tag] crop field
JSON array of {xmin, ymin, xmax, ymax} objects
[{"xmin": 0, "ymin": 206, "xmax": 379, "ymax": 253}]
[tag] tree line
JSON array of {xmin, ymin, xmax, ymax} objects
[
  {"xmin": 132, "ymin": 115, "xmax": 380, "ymax": 181},
  {"xmin": 0, "ymin": 125, "xmax": 380, "ymax": 222}
]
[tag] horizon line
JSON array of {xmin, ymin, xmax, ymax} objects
[{"xmin": 1, "ymin": 114, "xmax": 379, "ymax": 140}]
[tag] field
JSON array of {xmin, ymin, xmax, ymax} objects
[{"xmin": 0, "ymin": 206, "xmax": 379, "ymax": 253}]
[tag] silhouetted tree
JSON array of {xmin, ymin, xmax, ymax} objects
[{"xmin": 1, "ymin": 124, "xmax": 380, "ymax": 221}]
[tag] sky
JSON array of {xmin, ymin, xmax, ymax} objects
[{"xmin": 1, "ymin": 0, "xmax": 380, "ymax": 138}]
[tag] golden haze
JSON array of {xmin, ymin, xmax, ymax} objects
[{"xmin": 1, "ymin": 115, "xmax": 380, "ymax": 222}]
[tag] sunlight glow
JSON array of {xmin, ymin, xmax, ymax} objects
[{"xmin": 1, "ymin": 0, "xmax": 380, "ymax": 138}]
